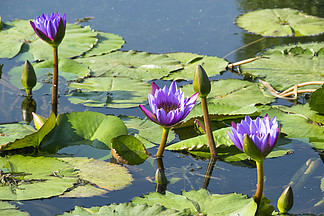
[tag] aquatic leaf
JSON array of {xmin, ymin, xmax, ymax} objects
[
  {"xmin": 85, "ymin": 32, "xmax": 125, "ymax": 56},
  {"xmin": 120, "ymin": 116, "xmax": 176, "ymax": 148},
  {"xmin": 60, "ymin": 157, "xmax": 133, "ymax": 197},
  {"xmin": 60, "ymin": 184, "xmax": 108, "ymax": 198},
  {"xmin": 0, "ymin": 155, "xmax": 77, "ymax": 200},
  {"xmin": 40, "ymin": 111, "xmax": 127, "ymax": 153},
  {"xmin": 309, "ymin": 85, "xmax": 324, "ymax": 115},
  {"xmin": 240, "ymin": 43, "xmax": 324, "ymax": 91},
  {"xmin": 0, "ymin": 123, "xmax": 35, "ymax": 144},
  {"xmin": 76, "ymin": 50, "xmax": 182, "ymax": 81},
  {"xmin": 60, "ymin": 203, "xmax": 187, "ymax": 216},
  {"xmin": 0, "ymin": 112, "xmax": 56, "ymax": 151},
  {"xmin": 0, "ymin": 201, "xmax": 29, "ymax": 216},
  {"xmin": 163, "ymin": 52, "xmax": 228, "ymax": 81},
  {"xmin": 235, "ymin": 8, "xmax": 324, "ymax": 37},
  {"xmin": 132, "ymin": 189, "xmax": 257, "ymax": 215},
  {"xmin": 66, "ymin": 77, "xmax": 151, "ymax": 108},
  {"xmin": 8, "ymin": 58, "xmax": 90, "ymax": 91},
  {"xmin": 0, "ymin": 20, "xmax": 97, "ymax": 59},
  {"xmin": 321, "ymin": 178, "xmax": 324, "ymax": 192},
  {"xmin": 111, "ymin": 135, "xmax": 150, "ymax": 165}
]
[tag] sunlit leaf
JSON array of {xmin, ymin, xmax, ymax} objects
[
  {"xmin": 0, "ymin": 155, "xmax": 77, "ymax": 200},
  {"xmin": 309, "ymin": 85, "xmax": 324, "ymax": 115},
  {"xmin": 85, "ymin": 32, "xmax": 125, "ymax": 56},
  {"xmin": 66, "ymin": 77, "xmax": 151, "ymax": 108},
  {"xmin": 235, "ymin": 8, "xmax": 324, "ymax": 37},
  {"xmin": 76, "ymin": 50, "xmax": 182, "ymax": 81},
  {"xmin": 0, "ymin": 201, "xmax": 29, "ymax": 216},
  {"xmin": 240, "ymin": 43, "xmax": 324, "ymax": 91}
]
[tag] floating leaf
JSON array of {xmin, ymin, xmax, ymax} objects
[
  {"xmin": 8, "ymin": 58, "xmax": 90, "ymax": 91},
  {"xmin": 66, "ymin": 76, "xmax": 151, "ymax": 108},
  {"xmin": 235, "ymin": 8, "xmax": 324, "ymax": 37},
  {"xmin": 0, "ymin": 112, "xmax": 56, "ymax": 151},
  {"xmin": 0, "ymin": 201, "xmax": 29, "ymax": 216},
  {"xmin": 85, "ymin": 32, "xmax": 125, "ymax": 56},
  {"xmin": 0, "ymin": 20, "xmax": 97, "ymax": 60},
  {"xmin": 76, "ymin": 50, "xmax": 182, "ymax": 81},
  {"xmin": 40, "ymin": 111, "xmax": 127, "ymax": 153},
  {"xmin": 0, "ymin": 155, "xmax": 77, "ymax": 200},
  {"xmin": 111, "ymin": 135, "xmax": 150, "ymax": 165},
  {"xmin": 240, "ymin": 43, "xmax": 324, "ymax": 91},
  {"xmin": 60, "ymin": 157, "xmax": 133, "ymax": 197},
  {"xmin": 163, "ymin": 52, "xmax": 228, "ymax": 81},
  {"xmin": 132, "ymin": 189, "xmax": 257, "ymax": 215},
  {"xmin": 309, "ymin": 85, "xmax": 324, "ymax": 115}
]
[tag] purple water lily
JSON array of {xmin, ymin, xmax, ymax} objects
[
  {"xmin": 30, "ymin": 12, "xmax": 66, "ymax": 47},
  {"xmin": 227, "ymin": 114, "xmax": 281, "ymax": 159},
  {"xmin": 139, "ymin": 81, "xmax": 198, "ymax": 128}
]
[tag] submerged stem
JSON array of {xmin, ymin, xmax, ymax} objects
[
  {"xmin": 156, "ymin": 127, "xmax": 170, "ymax": 157},
  {"xmin": 52, "ymin": 46, "xmax": 59, "ymax": 115},
  {"xmin": 255, "ymin": 160, "xmax": 264, "ymax": 208},
  {"xmin": 201, "ymin": 97, "xmax": 217, "ymax": 157}
]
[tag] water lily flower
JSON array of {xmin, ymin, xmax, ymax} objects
[
  {"xmin": 139, "ymin": 81, "xmax": 198, "ymax": 128},
  {"xmin": 30, "ymin": 12, "xmax": 66, "ymax": 47},
  {"xmin": 227, "ymin": 114, "xmax": 280, "ymax": 161}
]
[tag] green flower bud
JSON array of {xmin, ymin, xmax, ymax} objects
[
  {"xmin": 32, "ymin": 112, "xmax": 46, "ymax": 130},
  {"xmin": 193, "ymin": 65, "xmax": 211, "ymax": 98},
  {"xmin": 243, "ymin": 134, "xmax": 265, "ymax": 162},
  {"xmin": 155, "ymin": 168, "xmax": 168, "ymax": 184},
  {"xmin": 21, "ymin": 97, "xmax": 37, "ymax": 124},
  {"xmin": 277, "ymin": 186, "xmax": 293, "ymax": 214},
  {"xmin": 21, "ymin": 60, "xmax": 37, "ymax": 96}
]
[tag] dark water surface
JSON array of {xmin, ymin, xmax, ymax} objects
[{"xmin": 0, "ymin": 0, "xmax": 323, "ymax": 215}]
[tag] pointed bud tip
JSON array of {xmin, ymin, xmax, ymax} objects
[
  {"xmin": 193, "ymin": 65, "xmax": 211, "ymax": 98},
  {"xmin": 277, "ymin": 186, "xmax": 293, "ymax": 214}
]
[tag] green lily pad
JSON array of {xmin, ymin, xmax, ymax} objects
[
  {"xmin": 0, "ymin": 20, "xmax": 97, "ymax": 60},
  {"xmin": 163, "ymin": 53, "xmax": 228, "ymax": 80},
  {"xmin": 235, "ymin": 8, "xmax": 324, "ymax": 37},
  {"xmin": 76, "ymin": 50, "xmax": 182, "ymax": 81},
  {"xmin": 60, "ymin": 203, "xmax": 187, "ymax": 216},
  {"xmin": 0, "ymin": 123, "xmax": 35, "ymax": 144},
  {"xmin": 111, "ymin": 135, "xmax": 150, "ymax": 165},
  {"xmin": 240, "ymin": 43, "xmax": 324, "ymax": 91},
  {"xmin": 132, "ymin": 189, "xmax": 257, "ymax": 215},
  {"xmin": 0, "ymin": 112, "xmax": 56, "ymax": 151},
  {"xmin": 0, "ymin": 155, "xmax": 77, "ymax": 200},
  {"xmin": 40, "ymin": 111, "xmax": 128, "ymax": 153},
  {"xmin": 85, "ymin": 32, "xmax": 125, "ymax": 56},
  {"xmin": 0, "ymin": 201, "xmax": 29, "ymax": 216},
  {"xmin": 309, "ymin": 84, "xmax": 324, "ymax": 115},
  {"xmin": 66, "ymin": 76, "xmax": 151, "ymax": 108},
  {"xmin": 8, "ymin": 58, "xmax": 90, "ymax": 91},
  {"xmin": 321, "ymin": 177, "xmax": 324, "ymax": 192}
]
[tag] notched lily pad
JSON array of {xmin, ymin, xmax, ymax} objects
[
  {"xmin": 235, "ymin": 8, "xmax": 324, "ymax": 37},
  {"xmin": 85, "ymin": 32, "xmax": 125, "ymax": 56},
  {"xmin": 0, "ymin": 201, "xmax": 29, "ymax": 215}
]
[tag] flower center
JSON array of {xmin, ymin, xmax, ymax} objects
[{"xmin": 158, "ymin": 102, "xmax": 179, "ymax": 114}]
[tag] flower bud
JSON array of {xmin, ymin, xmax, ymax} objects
[
  {"xmin": 243, "ymin": 134, "xmax": 265, "ymax": 162},
  {"xmin": 21, "ymin": 60, "xmax": 37, "ymax": 96},
  {"xmin": 155, "ymin": 168, "xmax": 168, "ymax": 184},
  {"xmin": 277, "ymin": 186, "xmax": 293, "ymax": 214},
  {"xmin": 32, "ymin": 112, "xmax": 46, "ymax": 130},
  {"xmin": 193, "ymin": 65, "xmax": 211, "ymax": 98}
]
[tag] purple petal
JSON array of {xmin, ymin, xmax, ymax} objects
[
  {"xmin": 139, "ymin": 105, "xmax": 159, "ymax": 124},
  {"xmin": 169, "ymin": 81, "xmax": 177, "ymax": 95},
  {"xmin": 151, "ymin": 82, "xmax": 160, "ymax": 96}
]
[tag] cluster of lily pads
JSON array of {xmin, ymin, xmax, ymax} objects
[{"xmin": 0, "ymin": 8, "xmax": 323, "ymax": 215}]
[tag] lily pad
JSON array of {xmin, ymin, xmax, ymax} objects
[
  {"xmin": 163, "ymin": 52, "xmax": 228, "ymax": 81},
  {"xmin": 0, "ymin": 20, "xmax": 97, "ymax": 60},
  {"xmin": 0, "ymin": 155, "xmax": 77, "ymax": 200},
  {"xmin": 0, "ymin": 112, "xmax": 56, "ymax": 151},
  {"xmin": 132, "ymin": 189, "xmax": 257, "ymax": 215},
  {"xmin": 76, "ymin": 50, "xmax": 182, "ymax": 81},
  {"xmin": 40, "ymin": 111, "xmax": 127, "ymax": 153},
  {"xmin": 66, "ymin": 76, "xmax": 151, "ymax": 108},
  {"xmin": 8, "ymin": 58, "xmax": 90, "ymax": 91},
  {"xmin": 240, "ymin": 43, "xmax": 324, "ymax": 91},
  {"xmin": 235, "ymin": 8, "xmax": 324, "ymax": 37},
  {"xmin": 309, "ymin": 84, "xmax": 324, "ymax": 115},
  {"xmin": 0, "ymin": 201, "xmax": 29, "ymax": 216},
  {"xmin": 85, "ymin": 32, "xmax": 125, "ymax": 56},
  {"xmin": 111, "ymin": 135, "xmax": 150, "ymax": 165}
]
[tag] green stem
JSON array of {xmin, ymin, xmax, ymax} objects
[
  {"xmin": 255, "ymin": 160, "xmax": 264, "ymax": 207},
  {"xmin": 156, "ymin": 127, "xmax": 169, "ymax": 158},
  {"xmin": 52, "ymin": 46, "xmax": 58, "ymax": 116},
  {"xmin": 201, "ymin": 97, "xmax": 217, "ymax": 157}
]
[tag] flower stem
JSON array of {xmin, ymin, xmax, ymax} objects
[
  {"xmin": 255, "ymin": 160, "xmax": 264, "ymax": 207},
  {"xmin": 156, "ymin": 127, "xmax": 169, "ymax": 157},
  {"xmin": 201, "ymin": 97, "xmax": 217, "ymax": 157},
  {"xmin": 52, "ymin": 46, "xmax": 59, "ymax": 115}
]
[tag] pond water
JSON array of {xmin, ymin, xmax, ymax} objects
[{"xmin": 0, "ymin": 0, "xmax": 323, "ymax": 215}]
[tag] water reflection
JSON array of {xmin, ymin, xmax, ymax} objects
[
  {"xmin": 21, "ymin": 96, "xmax": 36, "ymax": 124},
  {"xmin": 202, "ymin": 156, "xmax": 217, "ymax": 190},
  {"xmin": 155, "ymin": 157, "xmax": 168, "ymax": 194}
]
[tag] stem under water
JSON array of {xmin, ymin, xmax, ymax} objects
[
  {"xmin": 52, "ymin": 46, "xmax": 58, "ymax": 115},
  {"xmin": 255, "ymin": 160, "xmax": 264, "ymax": 207},
  {"xmin": 156, "ymin": 127, "xmax": 169, "ymax": 157},
  {"xmin": 201, "ymin": 97, "xmax": 217, "ymax": 157}
]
